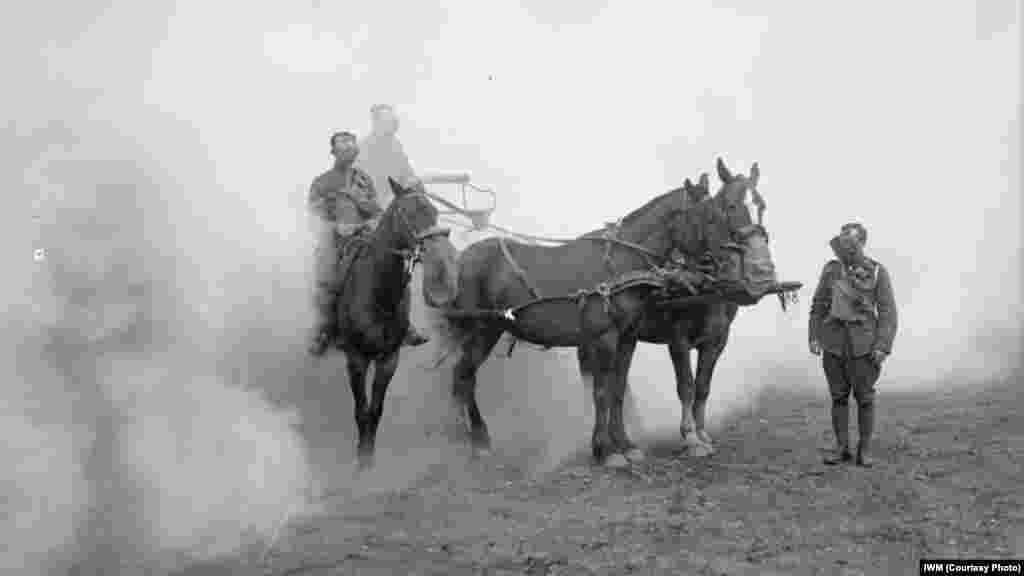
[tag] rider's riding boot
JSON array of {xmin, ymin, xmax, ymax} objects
[
  {"xmin": 824, "ymin": 400, "xmax": 853, "ymax": 465},
  {"xmin": 855, "ymin": 402, "xmax": 875, "ymax": 467},
  {"xmin": 403, "ymin": 324, "xmax": 430, "ymax": 347}
]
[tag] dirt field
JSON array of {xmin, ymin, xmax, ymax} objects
[{"xmin": 176, "ymin": 370, "xmax": 1023, "ymax": 576}]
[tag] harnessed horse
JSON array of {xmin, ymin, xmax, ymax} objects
[{"xmin": 432, "ymin": 160, "xmax": 772, "ymax": 467}]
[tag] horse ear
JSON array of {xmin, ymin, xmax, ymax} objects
[
  {"xmin": 699, "ymin": 173, "xmax": 709, "ymax": 190},
  {"xmin": 716, "ymin": 157, "xmax": 734, "ymax": 183},
  {"xmin": 749, "ymin": 162, "xmax": 760, "ymax": 187},
  {"xmin": 683, "ymin": 177, "xmax": 693, "ymax": 188},
  {"xmin": 388, "ymin": 177, "xmax": 405, "ymax": 197}
]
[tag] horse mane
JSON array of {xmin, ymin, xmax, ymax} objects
[
  {"xmin": 619, "ymin": 186, "xmax": 686, "ymax": 225},
  {"xmin": 578, "ymin": 185, "xmax": 699, "ymax": 239}
]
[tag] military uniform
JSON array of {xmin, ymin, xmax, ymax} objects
[
  {"xmin": 308, "ymin": 165, "xmax": 382, "ymax": 349},
  {"xmin": 809, "ymin": 236, "xmax": 898, "ymax": 466},
  {"xmin": 307, "ymin": 162, "xmax": 429, "ymax": 354}
]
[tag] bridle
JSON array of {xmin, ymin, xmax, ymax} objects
[
  {"xmin": 385, "ymin": 191, "xmax": 451, "ymax": 279},
  {"xmin": 714, "ymin": 186, "xmax": 769, "ymax": 282}
]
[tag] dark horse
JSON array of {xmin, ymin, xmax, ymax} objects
[
  {"xmin": 585, "ymin": 159, "xmax": 779, "ymax": 458},
  {"xmin": 330, "ymin": 177, "xmax": 458, "ymax": 469},
  {"xmin": 431, "ymin": 160, "xmax": 773, "ymax": 467}
]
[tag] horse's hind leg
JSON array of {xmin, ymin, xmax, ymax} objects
[
  {"xmin": 346, "ymin": 352, "xmax": 373, "ymax": 469},
  {"xmin": 361, "ymin": 350, "xmax": 400, "ymax": 470},
  {"xmin": 453, "ymin": 324, "xmax": 502, "ymax": 456}
]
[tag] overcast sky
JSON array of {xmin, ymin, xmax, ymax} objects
[{"xmin": 12, "ymin": 0, "xmax": 1017, "ymax": 361}]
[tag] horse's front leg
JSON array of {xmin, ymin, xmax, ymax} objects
[
  {"xmin": 346, "ymin": 352, "xmax": 373, "ymax": 469},
  {"xmin": 693, "ymin": 339, "xmax": 727, "ymax": 453},
  {"xmin": 669, "ymin": 328, "xmax": 710, "ymax": 457},
  {"xmin": 361, "ymin": 350, "xmax": 400, "ymax": 470},
  {"xmin": 585, "ymin": 337, "xmax": 629, "ymax": 469},
  {"xmin": 610, "ymin": 336, "xmax": 645, "ymax": 462}
]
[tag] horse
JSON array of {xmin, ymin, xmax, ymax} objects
[
  {"xmin": 430, "ymin": 159, "xmax": 773, "ymax": 467},
  {"xmin": 329, "ymin": 177, "xmax": 458, "ymax": 469},
  {"xmin": 581, "ymin": 158, "xmax": 777, "ymax": 459},
  {"xmin": 586, "ymin": 159, "xmax": 779, "ymax": 459}
]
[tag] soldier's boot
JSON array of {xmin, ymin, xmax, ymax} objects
[
  {"xmin": 403, "ymin": 324, "xmax": 430, "ymax": 347},
  {"xmin": 824, "ymin": 400, "xmax": 853, "ymax": 465},
  {"xmin": 855, "ymin": 402, "xmax": 875, "ymax": 467}
]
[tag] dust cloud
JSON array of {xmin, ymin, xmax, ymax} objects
[{"xmin": 3, "ymin": 1, "xmax": 1020, "ymax": 573}]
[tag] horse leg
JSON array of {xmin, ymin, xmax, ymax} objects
[
  {"xmin": 346, "ymin": 352, "xmax": 373, "ymax": 469},
  {"xmin": 453, "ymin": 324, "xmax": 502, "ymax": 456},
  {"xmin": 580, "ymin": 344, "xmax": 614, "ymax": 467},
  {"xmin": 692, "ymin": 339, "xmax": 727, "ymax": 453},
  {"xmin": 359, "ymin": 350, "xmax": 399, "ymax": 470},
  {"xmin": 611, "ymin": 337, "xmax": 645, "ymax": 462},
  {"xmin": 670, "ymin": 332, "xmax": 710, "ymax": 457},
  {"xmin": 588, "ymin": 334, "xmax": 629, "ymax": 469}
]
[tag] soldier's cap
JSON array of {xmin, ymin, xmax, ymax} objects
[
  {"xmin": 840, "ymin": 222, "xmax": 867, "ymax": 244},
  {"xmin": 330, "ymin": 131, "xmax": 357, "ymax": 146},
  {"xmin": 370, "ymin": 103, "xmax": 394, "ymax": 115}
]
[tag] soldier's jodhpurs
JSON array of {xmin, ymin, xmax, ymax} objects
[
  {"xmin": 823, "ymin": 351, "xmax": 880, "ymax": 454},
  {"xmin": 314, "ymin": 226, "xmax": 342, "ymax": 332}
]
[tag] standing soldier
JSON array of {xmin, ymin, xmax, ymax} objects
[
  {"xmin": 356, "ymin": 103, "xmax": 417, "ymax": 210},
  {"xmin": 307, "ymin": 130, "xmax": 429, "ymax": 356},
  {"xmin": 809, "ymin": 223, "xmax": 898, "ymax": 467}
]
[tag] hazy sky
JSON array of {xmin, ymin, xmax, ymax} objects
[
  {"xmin": 3, "ymin": 1, "xmax": 1020, "ymax": 571},
  {"xmin": 15, "ymin": 0, "xmax": 1015, "ymax": 359}
]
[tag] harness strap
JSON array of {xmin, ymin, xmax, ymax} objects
[
  {"xmin": 497, "ymin": 236, "xmax": 542, "ymax": 300},
  {"xmin": 497, "ymin": 236, "xmax": 545, "ymax": 357}
]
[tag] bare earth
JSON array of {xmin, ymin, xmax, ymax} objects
[{"xmin": 185, "ymin": 375, "xmax": 1022, "ymax": 576}]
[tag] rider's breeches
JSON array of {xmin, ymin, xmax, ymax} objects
[
  {"xmin": 313, "ymin": 225, "xmax": 340, "ymax": 326},
  {"xmin": 823, "ymin": 352, "xmax": 879, "ymax": 408}
]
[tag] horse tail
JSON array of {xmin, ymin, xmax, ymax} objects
[{"xmin": 423, "ymin": 303, "xmax": 466, "ymax": 370}]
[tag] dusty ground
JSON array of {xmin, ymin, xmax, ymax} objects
[{"xmin": 182, "ymin": 374, "xmax": 1022, "ymax": 576}]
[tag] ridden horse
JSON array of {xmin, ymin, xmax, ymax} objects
[
  {"xmin": 432, "ymin": 161, "xmax": 772, "ymax": 467},
  {"xmin": 330, "ymin": 177, "xmax": 458, "ymax": 469},
  {"xmin": 596, "ymin": 159, "xmax": 778, "ymax": 458}
]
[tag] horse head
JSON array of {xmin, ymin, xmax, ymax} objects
[
  {"xmin": 708, "ymin": 157, "xmax": 777, "ymax": 294},
  {"xmin": 383, "ymin": 177, "xmax": 460, "ymax": 308}
]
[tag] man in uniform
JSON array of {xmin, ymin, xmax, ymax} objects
[
  {"xmin": 307, "ymin": 130, "xmax": 429, "ymax": 356},
  {"xmin": 356, "ymin": 103, "xmax": 417, "ymax": 209},
  {"xmin": 809, "ymin": 222, "xmax": 898, "ymax": 467}
]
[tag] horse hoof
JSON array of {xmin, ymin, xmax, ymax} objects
[
  {"xmin": 697, "ymin": 430, "xmax": 714, "ymax": 446},
  {"xmin": 625, "ymin": 447, "xmax": 646, "ymax": 462},
  {"xmin": 604, "ymin": 453, "xmax": 630, "ymax": 469},
  {"xmin": 356, "ymin": 452, "xmax": 375, "ymax": 471},
  {"xmin": 685, "ymin": 443, "xmax": 713, "ymax": 458}
]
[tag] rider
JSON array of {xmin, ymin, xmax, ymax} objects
[
  {"xmin": 356, "ymin": 103, "xmax": 417, "ymax": 209},
  {"xmin": 809, "ymin": 222, "xmax": 898, "ymax": 467},
  {"xmin": 307, "ymin": 130, "xmax": 429, "ymax": 356}
]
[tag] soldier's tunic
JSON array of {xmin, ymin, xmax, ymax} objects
[
  {"xmin": 356, "ymin": 132, "xmax": 416, "ymax": 210},
  {"xmin": 809, "ymin": 254, "xmax": 897, "ymax": 399},
  {"xmin": 308, "ymin": 165, "xmax": 381, "ymax": 308}
]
